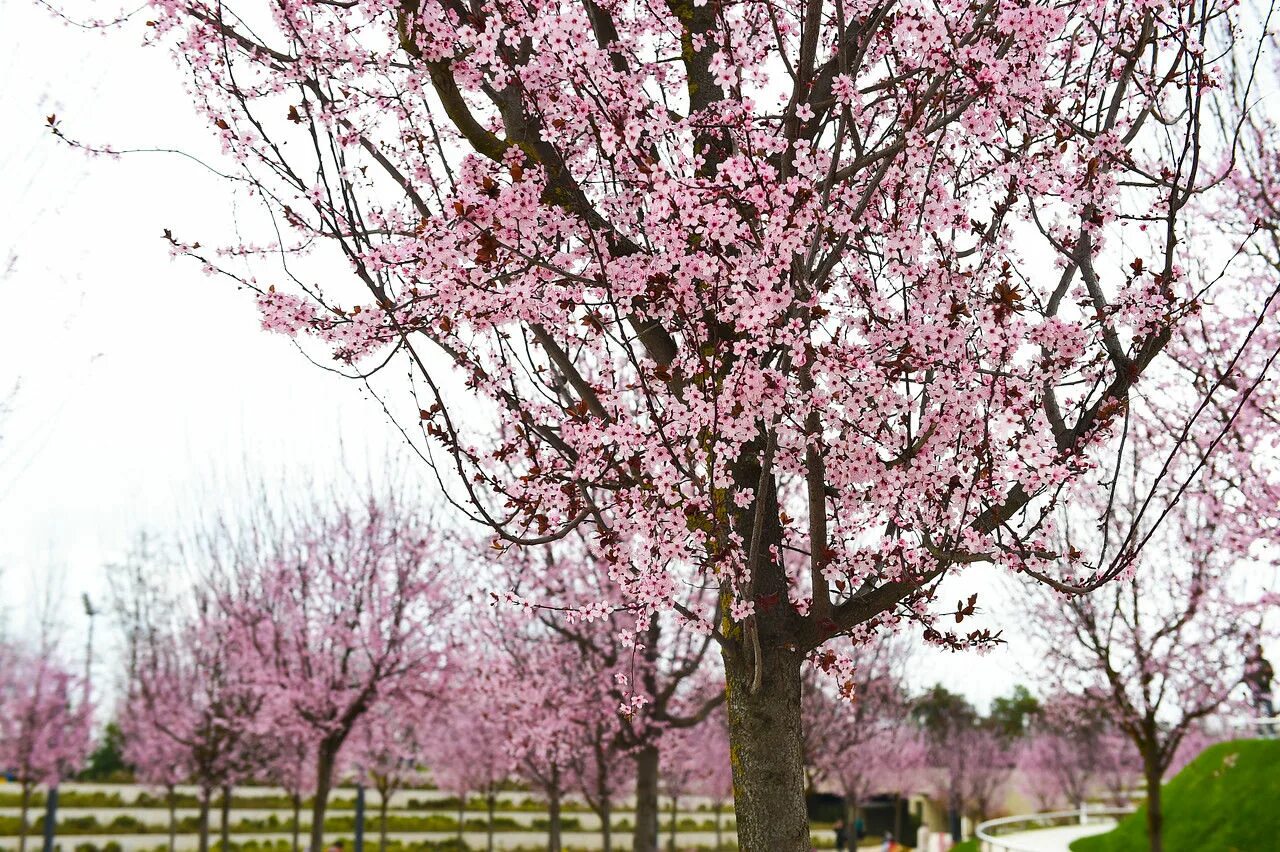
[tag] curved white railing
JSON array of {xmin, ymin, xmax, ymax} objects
[{"xmin": 974, "ymin": 805, "xmax": 1136, "ymax": 852}]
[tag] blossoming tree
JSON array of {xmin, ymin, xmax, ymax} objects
[
  {"xmin": 500, "ymin": 542, "xmax": 720, "ymax": 851},
  {"xmin": 78, "ymin": 0, "xmax": 1280, "ymax": 844},
  {"xmin": 1023, "ymin": 520, "xmax": 1262, "ymax": 852},
  {"xmin": 0, "ymin": 641, "xmax": 92, "ymax": 852},
  {"xmin": 206, "ymin": 489, "xmax": 454, "ymax": 852}
]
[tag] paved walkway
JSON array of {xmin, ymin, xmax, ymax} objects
[{"xmin": 981, "ymin": 822, "xmax": 1116, "ymax": 851}]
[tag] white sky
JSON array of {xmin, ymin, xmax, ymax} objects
[{"xmin": 0, "ymin": 0, "xmax": 1056, "ymax": 716}]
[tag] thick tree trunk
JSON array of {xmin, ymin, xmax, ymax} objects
[
  {"xmin": 220, "ymin": 784, "xmax": 232, "ymax": 851},
  {"xmin": 547, "ymin": 777, "xmax": 563, "ymax": 852},
  {"xmin": 1144, "ymin": 760, "xmax": 1164, "ymax": 852},
  {"xmin": 723, "ymin": 645, "xmax": 809, "ymax": 851},
  {"xmin": 291, "ymin": 792, "xmax": 302, "ymax": 852},
  {"xmin": 632, "ymin": 746, "xmax": 660, "ymax": 852},
  {"xmin": 17, "ymin": 781, "xmax": 32, "ymax": 852},
  {"xmin": 309, "ymin": 746, "xmax": 338, "ymax": 852},
  {"xmin": 168, "ymin": 786, "xmax": 178, "ymax": 852},
  {"xmin": 197, "ymin": 789, "xmax": 212, "ymax": 852}
]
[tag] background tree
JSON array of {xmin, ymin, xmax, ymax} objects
[
  {"xmin": 113, "ymin": 536, "xmax": 263, "ymax": 852},
  {"xmin": 803, "ymin": 636, "xmax": 913, "ymax": 831},
  {"xmin": 0, "ymin": 640, "xmax": 92, "ymax": 852},
  {"xmin": 683, "ymin": 709, "xmax": 735, "ymax": 852},
  {"xmin": 207, "ymin": 487, "xmax": 454, "ymax": 852},
  {"xmin": 425, "ymin": 680, "xmax": 513, "ymax": 852},
  {"xmin": 81, "ymin": 721, "xmax": 131, "ymax": 782},
  {"xmin": 988, "ymin": 686, "xmax": 1041, "ymax": 741},
  {"xmin": 350, "ymin": 695, "xmax": 431, "ymax": 852},
  {"xmin": 504, "ymin": 542, "xmax": 721, "ymax": 852},
  {"xmin": 1024, "ymin": 517, "xmax": 1260, "ymax": 852},
  {"xmin": 82, "ymin": 0, "xmax": 1280, "ymax": 845},
  {"xmin": 257, "ymin": 732, "xmax": 315, "ymax": 852}
]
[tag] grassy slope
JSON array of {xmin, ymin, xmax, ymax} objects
[{"xmin": 1070, "ymin": 739, "xmax": 1280, "ymax": 852}]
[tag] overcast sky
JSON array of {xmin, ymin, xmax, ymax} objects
[{"xmin": 0, "ymin": 0, "xmax": 1075, "ymax": 715}]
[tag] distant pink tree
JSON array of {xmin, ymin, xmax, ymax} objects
[
  {"xmin": 501, "ymin": 542, "xmax": 721, "ymax": 852},
  {"xmin": 113, "ymin": 538, "xmax": 265, "ymax": 852},
  {"xmin": 804, "ymin": 637, "xmax": 913, "ymax": 828},
  {"xmin": 209, "ymin": 490, "xmax": 454, "ymax": 852},
  {"xmin": 257, "ymin": 730, "xmax": 315, "ymax": 852},
  {"xmin": 684, "ymin": 711, "xmax": 735, "ymax": 852},
  {"xmin": 1093, "ymin": 732, "xmax": 1143, "ymax": 807},
  {"xmin": 1026, "ymin": 516, "xmax": 1260, "ymax": 852},
  {"xmin": 1015, "ymin": 692, "xmax": 1109, "ymax": 811},
  {"xmin": 425, "ymin": 682, "xmax": 513, "ymax": 852},
  {"xmin": 119, "ymin": 703, "xmax": 191, "ymax": 852},
  {"xmin": 0, "ymin": 641, "xmax": 92, "ymax": 852},
  {"xmin": 1017, "ymin": 733, "xmax": 1088, "ymax": 811},
  {"xmin": 350, "ymin": 694, "xmax": 432, "ymax": 852}
]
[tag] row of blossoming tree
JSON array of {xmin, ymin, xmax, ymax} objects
[
  {"xmin": 44, "ymin": 0, "xmax": 1280, "ymax": 845},
  {"xmin": 107, "ymin": 486, "xmax": 747, "ymax": 852}
]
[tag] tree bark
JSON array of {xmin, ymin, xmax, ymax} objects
[
  {"xmin": 168, "ymin": 786, "xmax": 178, "ymax": 852},
  {"xmin": 1143, "ymin": 759, "xmax": 1164, "ymax": 852},
  {"xmin": 667, "ymin": 794, "xmax": 678, "ymax": 852},
  {"xmin": 197, "ymin": 789, "xmax": 212, "ymax": 852},
  {"xmin": 220, "ymin": 784, "xmax": 232, "ymax": 851},
  {"xmin": 17, "ymin": 780, "xmax": 32, "ymax": 852},
  {"xmin": 599, "ymin": 795, "xmax": 612, "ymax": 852},
  {"xmin": 380, "ymin": 793, "xmax": 390, "ymax": 852},
  {"xmin": 723, "ymin": 644, "xmax": 809, "ymax": 851},
  {"xmin": 547, "ymin": 774, "xmax": 563, "ymax": 852},
  {"xmin": 632, "ymin": 745, "xmax": 660, "ymax": 852},
  {"xmin": 309, "ymin": 745, "xmax": 338, "ymax": 852},
  {"xmin": 486, "ymin": 790, "xmax": 496, "ymax": 852},
  {"xmin": 291, "ymin": 792, "xmax": 302, "ymax": 852}
]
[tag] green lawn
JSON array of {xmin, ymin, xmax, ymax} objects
[{"xmin": 1070, "ymin": 739, "xmax": 1280, "ymax": 852}]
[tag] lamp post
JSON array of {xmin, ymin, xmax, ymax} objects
[{"xmin": 82, "ymin": 593, "xmax": 97, "ymax": 705}]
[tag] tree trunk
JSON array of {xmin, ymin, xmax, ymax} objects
[
  {"xmin": 1143, "ymin": 760, "xmax": 1164, "ymax": 852},
  {"xmin": 457, "ymin": 796, "xmax": 466, "ymax": 847},
  {"xmin": 713, "ymin": 803, "xmax": 722, "ymax": 852},
  {"xmin": 309, "ymin": 746, "xmax": 338, "ymax": 852},
  {"xmin": 379, "ymin": 794, "xmax": 390, "ymax": 852},
  {"xmin": 723, "ymin": 644, "xmax": 809, "ymax": 851},
  {"xmin": 220, "ymin": 784, "xmax": 232, "ymax": 851},
  {"xmin": 547, "ymin": 774, "xmax": 563, "ymax": 852},
  {"xmin": 291, "ymin": 792, "xmax": 302, "ymax": 852},
  {"xmin": 632, "ymin": 746, "xmax": 660, "ymax": 852},
  {"xmin": 600, "ymin": 796, "xmax": 612, "ymax": 852},
  {"xmin": 197, "ymin": 789, "xmax": 212, "ymax": 852},
  {"xmin": 168, "ymin": 786, "xmax": 178, "ymax": 852},
  {"xmin": 487, "ymin": 791, "xmax": 496, "ymax": 852},
  {"xmin": 667, "ymin": 795, "xmax": 678, "ymax": 852},
  {"xmin": 17, "ymin": 780, "xmax": 32, "ymax": 852}
]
